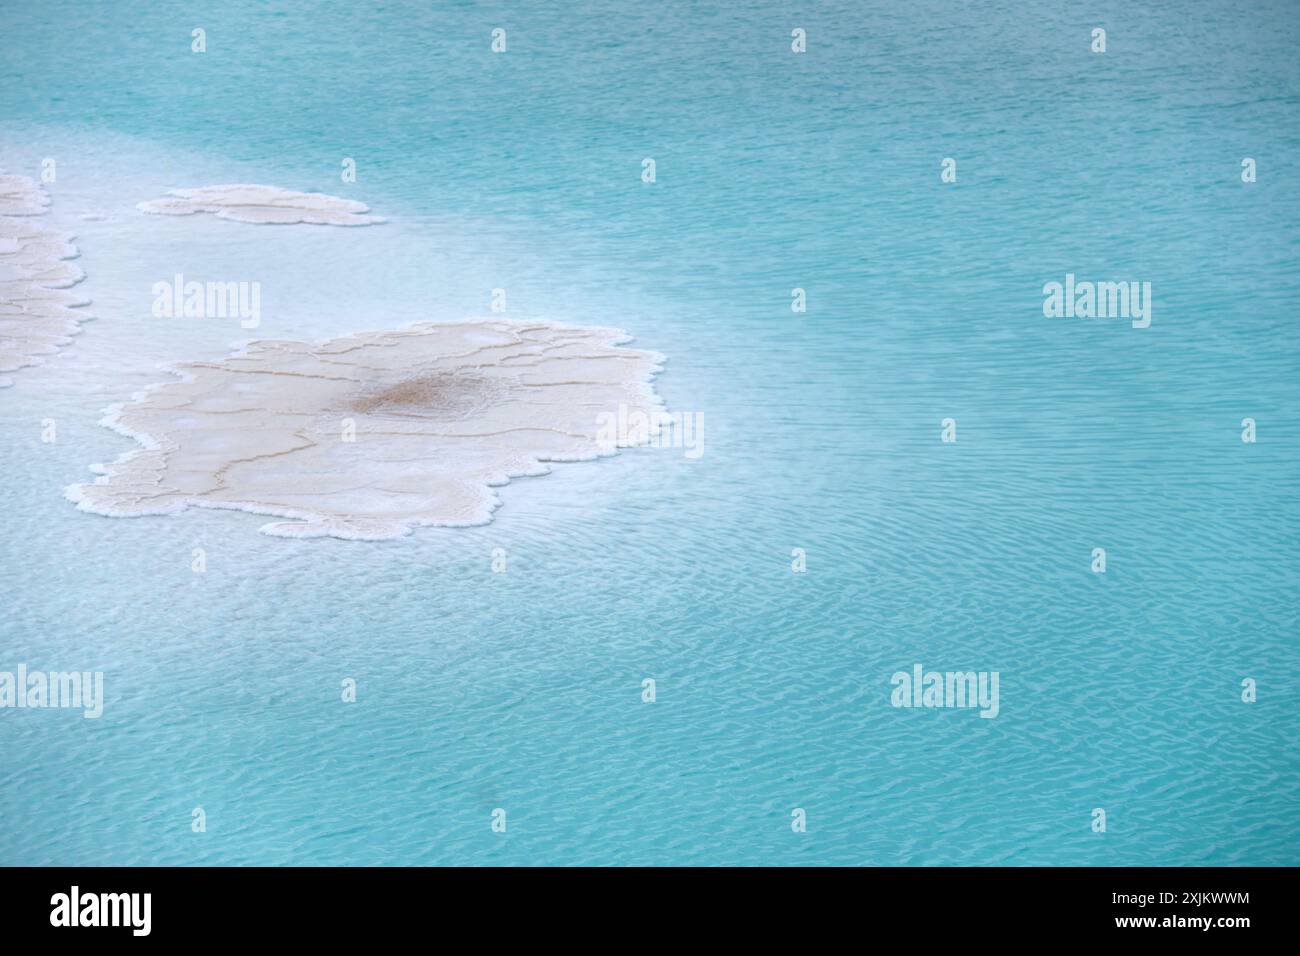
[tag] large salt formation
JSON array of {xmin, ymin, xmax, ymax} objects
[{"xmin": 69, "ymin": 320, "xmax": 666, "ymax": 539}]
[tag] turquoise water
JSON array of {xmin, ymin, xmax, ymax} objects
[{"xmin": 1, "ymin": 0, "xmax": 1298, "ymax": 865}]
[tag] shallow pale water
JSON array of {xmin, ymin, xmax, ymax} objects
[{"xmin": 1, "ymin": 0, "xmax": 1297, "ymax": 865}]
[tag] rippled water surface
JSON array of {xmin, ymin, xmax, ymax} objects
[{"xmin": 1, "ymin": 0, "xmax": 1297, "ymax": 864}]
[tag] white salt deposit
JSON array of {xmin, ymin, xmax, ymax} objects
[
  {"xmin": 137, "ymin": 184, "xmax": 383, "ymax": 226},
  {"xmin": 0, "ymin": 174, "xmax": 90, "ymax": 387},
  {"xmin": 68, "ymin": 320, "xmax": 666, "ymax": 539}
]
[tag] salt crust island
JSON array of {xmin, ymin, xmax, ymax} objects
[
  {"xmin": 137, "ymin": 184, "xmax": 384, "ymax": 226},
  {"xmin": 67, "ymin": 320, "xmax": 667, "ymax": 539},
  {"xmin": 0, "ymin": 173, "xmax": 91, "ymax": 387}
]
